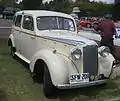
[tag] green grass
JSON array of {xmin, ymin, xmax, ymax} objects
[{"xmin": 0, "ymin": 39, "xmax": 120, "ymax": 101}]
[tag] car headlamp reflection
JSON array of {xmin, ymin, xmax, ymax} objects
[
  {"xmin": 71, "ymin": 48, "xmax": 82, "ymax": 60},
  {"xmin": 98, "ymin": 46, "xmax": 110, "ymax": 58}
]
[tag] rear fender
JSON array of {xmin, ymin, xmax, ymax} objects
[{"xmin": 8, "ymin": 34, "xmax": 15, "ymax": 47}]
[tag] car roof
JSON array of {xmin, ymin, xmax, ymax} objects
[
  {"xmin": 16, "ymin": 10, "xmax": 74, "ymax": 19},
  {"xmin": 4, "ymin": 7, "xmax": 14, "ymax": 10}
]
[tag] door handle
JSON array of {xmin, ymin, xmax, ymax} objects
[{"xmin": 30, "ymin": 36, "xmax": 35, "ymax": 40}]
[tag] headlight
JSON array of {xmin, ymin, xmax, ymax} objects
[
  {"xmin": 98, "ymin": 46, "xmax": 110, "ymax": 57},
  {"xmin": 71, "ymin": 48, "xmax": 82, "ymax": 60}
]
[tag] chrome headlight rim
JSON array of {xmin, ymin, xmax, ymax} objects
[
  {"xmin": 71, "ymin": 48, "xmax": 82, "ymax": 60},
  {"xmin": 99, "ymin": 46, "xmax": 110, "ymax": 57}
]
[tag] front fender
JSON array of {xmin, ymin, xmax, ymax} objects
[
  {"xmin": 30, "ymin": 49, "xmax": 77, "ymax": 86},
  {"xmin": 98, "ymin": 53, "xmax": 115, "ymax": 77},
  {"xmin": 8, "ymin": 34, "xmax": 15, "ymax": 47}
]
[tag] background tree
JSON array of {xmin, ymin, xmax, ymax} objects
[
  {"xmin": 0, "ymin": 0, "xmax": 117, "ymax": 19},
  {"xmin": 2, "ymin": 0, "xmax": 14, "ymax": 7},
  {"xmin": 112, "ymin": 3, "xmax": 120, "ymax": 20},
  {"xmin": 41, "ymin": 0, "xmax": 71, "ymax": 13},
  {"xmin": 22, "ymin": 0, "xmax": 42, "ymax": 10},
  {"xmin": 0, "ymin": 0, "xmax": 4, "ymax": 14},
  {"xmin": 75, "ymin": 0, "xmax": 89, "ymax": 3},
  {"xmin": 70, "ymin": 1, "xmax": 113, "ymax": 17}
]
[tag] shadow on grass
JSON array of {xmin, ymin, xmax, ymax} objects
[
  {"xmin": 13, "ymin": 55, "xmax": 29, "ymax": 70},
  {"xmin": 47, "ymin": 80, "xmax": 118, "ymax": 101},
  {"xmin": 0, "ymin": 88, "xmax": 8, "ymax": 101}
]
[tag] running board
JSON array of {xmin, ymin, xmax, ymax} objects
[{"xmin": 15, "ymin": 52, "xmax": 30, "ymax": 64}]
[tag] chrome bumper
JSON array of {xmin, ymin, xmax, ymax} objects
[{"xmin": 56, "ymin": 80, "xmax": 106, "ymax": 89}]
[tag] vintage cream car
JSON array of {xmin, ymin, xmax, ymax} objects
[{"xmin": 8, "ymin": 10, "xmax": 115, "ymax": 97}]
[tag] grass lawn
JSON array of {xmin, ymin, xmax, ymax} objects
[{"xmin": 0, "ymin": 39, "xmax": 120, "ymax": 101}]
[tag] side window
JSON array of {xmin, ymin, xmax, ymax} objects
[
  {"xmin": 12, "ymin": 16, "xmax": 16, "ymax": 25},
  {"xmin": 15, "ymin": 15, "xmax": 22, "ymax": 27},
  {"xmin": 22, "ymin": 15, "xmax": 34, "ymax": 31}
]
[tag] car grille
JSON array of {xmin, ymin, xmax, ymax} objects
[{"xmin": 83, "ymin": 45, "xmax": 98, "ymax": 76}]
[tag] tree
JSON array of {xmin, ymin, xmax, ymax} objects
[
  {"xmin": 71, "ymin": 1, "xmax": 113, "ymax": 17},
  {"xmin": 2, "ymin": 0, "xmax": 14, "ymax": 7},
  {"xmin": 22, "ymin": 0, "xmax": 42, "ymax": 10},
  {"xmin": 75, "ymin": 0, "xmax": 89, "ymax": 3},
  {"xmin": 112, "ymin": 3, "xmax": 120, "ymax": 20},
  {"xmin": 43, "ymin": 0, "xmax": 70, "ymax": 13},
  {"xmin": 0, "ymin": 1, "xmax": 4, "ymax": 13}
]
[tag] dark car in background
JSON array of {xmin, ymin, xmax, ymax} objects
[
  {"xmin": 2, "ymin": 7, "xmax": 21, "ymax": 19},
  {"xmin": 2, "ymin": 7, "xmax": 14, "ymax": 18},
  {"xmin": 14, "ymin": 8, "xmax": 21, "ymax": 13},
  {"xmin": 0, "ymin": 8, "xmax": 4, "ymax": 15}
]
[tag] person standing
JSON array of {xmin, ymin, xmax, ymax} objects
[{"xmin": 94, "ymin": 14, "xmax": 119, "ymax": 63}]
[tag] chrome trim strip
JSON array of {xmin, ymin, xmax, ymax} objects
[
  {"xmin": 44, "ymin": 36, "xmax": 85, "ymax": 45},
  {"xmin": 56, "ymin": 80, "xmax": 106, "ymax": 89},
  {"xmin": 12, "ymin": 28, "xmax": 85, "ymax": 46}
]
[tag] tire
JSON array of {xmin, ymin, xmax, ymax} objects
[
  {"xmin": 2, "ymin": 15, "xmax": 4, "ymax": 19},
  {"xmin": 8, "ymin": 43, "xmax": 16, "ymax": 58},
  {"xmin": 86, "ymin": 23, "xmax": 91, "ymax": 28},
  {"xmin": 93, "ymin": 23, "xmax": 98, "ymax": 29},
  {"xmin": 96, "ymin": 82, "xmax": 106, "ymax": 87},
  {"xmin": 43, "ymin": 64, "xmax": 56, "ymax": 97}
]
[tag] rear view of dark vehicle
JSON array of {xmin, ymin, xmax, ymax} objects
[
  {"xmin": 2, "ymin": 7, "xmax": 21, "ymax": 19},
  {"xmin": 2, "ymin": 7, "xmax": 14, "ymax": 19},
  {"xmin": 14, "ymin": 8, "xmax": 21, "ymax": 13}
]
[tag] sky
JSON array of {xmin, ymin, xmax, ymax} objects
[
  {"xmin": 17, "ymin": 0, "xmax": 115, "ymax": 4},
  {"xmin": 90, "ymin": 0, "xmax": 114, "ymax": 4},
  {"xmin": 43, "ymin": 0, "xmax": 115, "ymax": 3}
]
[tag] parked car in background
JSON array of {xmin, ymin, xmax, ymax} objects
[
  {"xmin": 8, "ymin": 10, "xmax": 115, "ymax": 97},
  {"xmin": 80, "ymin": 17, "xmax": 98, "ymax": 28},
  {"xmin": 2, "ymin": 7, "xmax": 14, "ymax": 18},
  {"xmin": 2, "ymin": 7, "xmax": 21, "ymax": 19},
  {"xmin": 14, "ymin": 8, "xmax": 21, "ymax": 13}
]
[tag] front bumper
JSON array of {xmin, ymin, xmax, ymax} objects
[{"xmin": 56, "ymin": 80, "xmax": 106, "ymax": 89}]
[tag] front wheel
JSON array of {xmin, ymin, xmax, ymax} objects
[{"xmin": 43, "ymin": 64, "xmax": 57, "ymax": 97}]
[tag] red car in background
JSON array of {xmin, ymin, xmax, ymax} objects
[{"xmin": 80, "ymin": 17, "xmax": 98, "ymax": 28}]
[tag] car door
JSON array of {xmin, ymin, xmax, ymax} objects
[
  {"xmin": 12, "ymin": 14, "xmax": 22, "ymax": 54},
  {"xmin": 20, "ymin": 15, "xmax": 36, "ymax": 60}
]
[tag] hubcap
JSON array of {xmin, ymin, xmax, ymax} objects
[{"xmin": 87, "ymin": 24, "xmax": 90, "ymax": 28}]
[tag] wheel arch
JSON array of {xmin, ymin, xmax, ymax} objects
[
  {"xmin": 8, "ymin": 34, "xmax": 15, "ymax": 47},
  {"xmin": 8, "ymin": 38, "xmax": 12, "ymax": 46},
  {"xmin": 30, "ymin": 49, "xmax": 71, "ymax": 86},
  {"xmin": 33, "ymin": 59, "xmax": 45, "ymax": 82},
  {"xmin": 8, "ymin": 36, "xmax": 16, "ymax": 52}
]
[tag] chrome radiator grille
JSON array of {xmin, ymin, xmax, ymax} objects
[{"xmin": 83, "ymin": 45, "xmax": 98, "ymax": 75}]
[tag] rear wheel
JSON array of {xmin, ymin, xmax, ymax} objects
[
  {"xmin": 86, "ymin": 23, "xmax": 91, "ymax": 28},
  {"xmin": 43, "ymin": 64, "xmax": 56, "ymax": 97},
  {"xmin": 96, "ymin": 82, "xmax": 106, "ymax": 87},
  {"xmin": 93, "ymin": 23, "xmax": 98, "ymax": 29}
]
